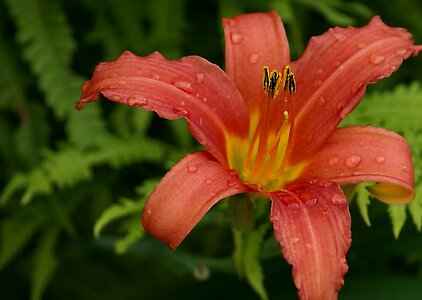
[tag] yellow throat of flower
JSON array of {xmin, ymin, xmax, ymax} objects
[{"xmin": 227, "ymin": 65, "xmax": 305, "ymax": 191}]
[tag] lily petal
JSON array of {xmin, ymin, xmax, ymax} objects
[
  {"xmin": 76, "ymin": 51, "xmax": 249, "ymax": 166},
  {"xmin": 288, "ymin": 16, "xmax": 420, "ymax": 165},
  {"xmin": 271, "ymin": 179, "xmax": 351, "ymax": 300},
  {"xmin": 303, "ymin": 126, "xmax": 415, "ymax": 204},
  {"xmin": 223, "ymin": 11, "xmax": 290, "ymax": 114},
  {"xmin": 142, "ymin": 151, "xmax": 248, "ymax": 250}
]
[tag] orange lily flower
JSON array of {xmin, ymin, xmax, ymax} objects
[{"xmin": 76, "ymin": 11, "xmax": 421, "ymax": 299}]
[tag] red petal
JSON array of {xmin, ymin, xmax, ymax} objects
[
  {"xmin": 287, "ymin": 16, "xmax": 420, "ymax": 164},
  {"xmin": 302, "ymin": 126, "xmax": 415, "ymax": 204},
  {"xmin": 271, "ymin": 179, "xmax": 351, "ymax": 300},
  {"xmin": 142, "ymin": 151, "xmax": 248, "ymax": 250},
  {"xmin": 223, "ymin": 11, "xmax": 290, "ymax": 114},
  {"xmin": 76, "ymin": 51, "xmax": 249, "ymax": 166}
]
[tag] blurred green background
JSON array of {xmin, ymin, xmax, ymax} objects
[{"xmin": 0, "ymin": 0, "xmax": 422, "ymax": 299}]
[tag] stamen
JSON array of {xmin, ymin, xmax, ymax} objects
[{"xmin": 243, "ymin": 65, "xmax": 297, "ymax": 186}]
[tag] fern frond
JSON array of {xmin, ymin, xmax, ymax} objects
[
  {"xmin": 356, "ymin": 183, "xmax": 372, "ymax": 226},
  {"xmin": 30, "ymin": 228, "xmax": 59, "ymax": 300},
  {"xmin": 115, "ymin": 217, "xmax": 144, "ymax": 254},
  {"xmin": 408, "ymin": 182, "xmax": 422, "ymax": 231},
  {"xmin": 0, "ymin": 204, "xmax": 47, "ymax": 270},
  {"xmin": 388, "ymin": 205, "xmax": 407, "ymax": 239},
  {"xmin": 94, "ymin": 198, "xmax": 144, "ymax": 238},
  {"xmin": 6, "ymin": 0, "xmax": 108, "ymax": 148}
]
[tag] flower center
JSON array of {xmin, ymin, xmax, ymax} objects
[{"xmin": 228, "ymin": 65, "xmax": 304, "ymax": 191}]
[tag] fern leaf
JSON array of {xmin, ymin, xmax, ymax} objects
[
  {"xmin": 232, "ymin": 224, "xmax": 270, "ymax": 300},
  {"xmin": 115, "ymin": 217, "xmax": 144, "ymax": 254},
  {"xmin": 94, "ymin": 198, "xmax": 144, "ymax": 238},
  {"xmin": 244, "ymin": 224, "xmax": 270, "ymax": 300},
  {"xmin": 356, "ymin": 184, "xmax": 372, "ymax": 226},
  {"xmin": 30, "ymin": 228, "xmax": 59, "ymax": 300},
  {"xmin": 6, "ymin": 0, "xmax": 108, "ymax": 148},
  {"xmin": 388, "ymin": 205, "xmax": 407, "ymax": 239},
  {"xmin": 0, "ymin": 173, "xmax": 28, "ymax": 206},
  {"xmin": 408, "ymin": 182, "xmax": 422, "ymax": 231},
  {"xmin": 0, "ymin": 205, "xmax": 47, "ymax": 270}
]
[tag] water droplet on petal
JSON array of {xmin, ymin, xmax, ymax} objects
[
  {"xmin": 173, "ymin": 107, "xmax": 188, "ymax": 116},
  {"xmin": 173, "ymin": 80, "xmax": 193, "ymax": 94},
  {"xmin": 356, "ymin": 42, "xmax": 367, "ymax": 49},
  {"xmin": 401, "ymin": 164, "xmax": 407, "ymax": 171},
  {"xmin": 187, "ymin": 165, "xmax": 197, "ymax": 173},
  {"xmin": 146, "ymin": 208, "xmax": 152, "ymax": 215},
  {"xmin": 346, "ymin": 155, "xmax": 361, "ymax": 168},
  {"xmin": 118, "ymin": 80, "xmax": 127, "ymax": 86},
  {"xmin": 333, "ymin": 33, "xmax": 347, "ymax": 42},
  {"xmin": 329, "ymin": 156, "xmax": 339, "ymax": 166},
  {"xmin": 202, "ymin": 97, "xmax": 207, "ymax": 102},
  {"xmin": 199, "ymin": 118, "xmax": 203, "ymax": 127},
  {"xmin": 287, "ymin": 202, "xmax": 300, "ymax": 211},
  {"xmin": 290, "ymin": 237, "xmax": 299, "ymax": 243},
  {"xmin": 300, "ymin": 193, "xmax": 318, "ymax": 206},
  {"xmin": 179, "ymin": 100, "xmax": 185, "ymax": 106},
  {"xmin": 149, "ymin": 72, "xmax": 160, "ymax": 80},
  {"xmin": 395, "ymin": 48, "xmax": 407, "ymax": 56},
  {"xmin": 376, "ymin": 156, "xmax": 385, "ymax": 164},
  {"xmin": 317, "ymin": 68, "xmax": 324, "ymax": 74},
  {"xmin": 313, "ymin": 79, "xmax": 322, "ymax": 88},
  {"xmin": 331, "ymin": 194, "xmax": 347, "ymax": 205},
  {"xmin": 351, "ymin": 81, "xmax": 364, "ymax": 94},
  {"xmin": 205, "ymin": 179, "xmax": 213, "ymax": 184},
  {"xmin": 248, "ymin": 53, "xmax": 259, "ymax": 64},
  {"xmin": 226, "ymin": 19, "xmax": 236, "ymax": 26},
  {"xmin": 369, "ymin": 54, "xmax": 385, "ymax": 65},
  {"xmin": 196, "ymin": 72, "xmax": 205, "ymax": 84},
  {"xmin": 318, "ymin": 96, "xmax": 326, "ymax": 106},
  {"xmin": 227, "ymin": 179, "xmax": 239, "ymax": 188},
  {"xmin": 230, "ymin": 32, "xmax": 243, "ymax": 44}
]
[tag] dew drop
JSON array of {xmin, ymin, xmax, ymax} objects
[
  {"xmin": 196, "ymin": 72, "xmax": 205, "ymax": 84},
  {"xmin": 340, "ymin": 257, "xmax": 347, "ymax": 265},
  {"xmin": 118, "ymin": 80, "xmax": 127, "ymax": 86},
  {"xmin": 356, "ymin": 42, "xmax": 367, "ymax": 49},
  {"xmin": 173, "ymin": 80, "xmax": 193, "ymax": 94},
  {"xmin": 395, "ymin": 48, "xmax": 407, "ymax": 56},
  {"xmin": 146, "ymin": 208, "xmax": 152, "ymax": 215},
  {"xmin": 173, "ymin": 107, "xmax": 188, "ymax": 116},
  {"xmin": 287, "ymin": 202, "xmax": 300, "ymax": 211},
  {"xmin": 179, "ymin": 100, "xmax": 185, "ymax": 106},
  {"xmin": 227, "ymin": 179, "xmax": 239, "ymax": 188},
  {"xmin": 205, "ymin": 179, "xmax": 213, "ymax": 184},
  {"xmin": 345, "ymin": 154, "xmax": 361, "ymax": 168},
  {"xmin": 317, "ymin": 68, "xmax": 324, "ymax": 74},
  {"xmin": 401, "ymin": 164, "xmax": 407, "ymax": 171},
  {"xmin": 333, "ymin": 33, "xmax": 347, "ymax": 42},
  {"xmin": 290, "ymin": 237, "xmax": 299, "ymax": 244},
  {"xmin": 199, "ymin": 118, "xmax": 203, "ymax": 127},
  {"xmin": 187, "ymin": 165, "xmax": 198, "ymax": 173},
  {"xmin": 149, "ymin": 72, "xmax": 160, "ymax": 80},
  {"xmin": 351, "ymin": 81, "xmax": 364, "ymax": 94},
  {"xmin": 313, "ymin": 79, "xmax": 322, "ymax": 88},
  {"xmin": 331, "ymin": 194, "xmax": 347, "ymax": 205},
  {"xmin": 337, "ymin": 101, "xmax": 345, "ymax": 112},
  {"xmin": 376, "ymin": 156, "xmax": 385, "ymax": 164},
  {"xmin": 369, "ymin": 54, "xmax": 385, "ymax": 65},
  {"xmin": 202, "ymin": 97, "xmax": 207, "ymax": 102},
  {"xmin": 193, "ymin": 264, "xmax": 210, "ymax": 281},
  {"xmin": 248, "ymin": 53, "xmax": 259, "ymax": 64},
  {"xmin": 226, "ymin": 19, "xmax": 236, "ymax": 26},
  {"xmin": 302, "ymin": 194, "xmax": 318, "ymax": 206},
  {"xmin": 110, "ymin": 72, "xmax": 118, "ymax": 78},
  {"xmin": 318, "ymin": 96, "xmax": 326, "ymax": 106},
  {"xmin": 328, "ymin": 156, "xmax": 339, "ymax": 166},
  {"xmin": 230, "ymin": 32, "xmax": 243, "ymax": 44}
]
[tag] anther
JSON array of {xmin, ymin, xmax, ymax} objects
[
  {"xmin": 263, "ymin": 66, "xmax": 296, "ymax": 98},
  {"xmin": 282, "ymin": 66, "xmax": 296, "ymax": 95}
]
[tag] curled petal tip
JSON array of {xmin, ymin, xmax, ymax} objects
[{"xmin": 75, "ymin": 101, "xmax": 85, "ymax": 111}]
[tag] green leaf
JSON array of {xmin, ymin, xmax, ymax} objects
[
  {"xmin": 115, "ymin": 217, "xmax": 144, "ymax": 254},
  {"xmin": 244, "ymin": 224, "xmax": 270, "ymax": 300},
  {"xmin": 30, "ymin": 228, "xmax": 59, "ymax": 300},
  {"xmin": 0, "ymin": 205, "xmax": 47, "ymax": 270},
  {"xmin": 388, "ymin": 205, "xmax": 407, "ymax": 239},
  {"xmin": 232, "ymin": 224, "xmax": 270, "ymax": 300},
  {"xmin": 94, "ymin": 198, "xmax": 144, "ymax": 238},
  {"xmin": 408, "ymin": 182, "xmax": 422, "ymax": 231},
  {"xmin": 356, "ymin": 183, "xmax": 372, "ymax": 226}
]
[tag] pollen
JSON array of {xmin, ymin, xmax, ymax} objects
[{"xmin": 263, "ymin": 66, "xmax": 296, "ymax": 98}]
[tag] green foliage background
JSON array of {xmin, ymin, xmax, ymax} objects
[{"xmin": 0, "ymin": 0, "xmax": 421, "ymax": 299}]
